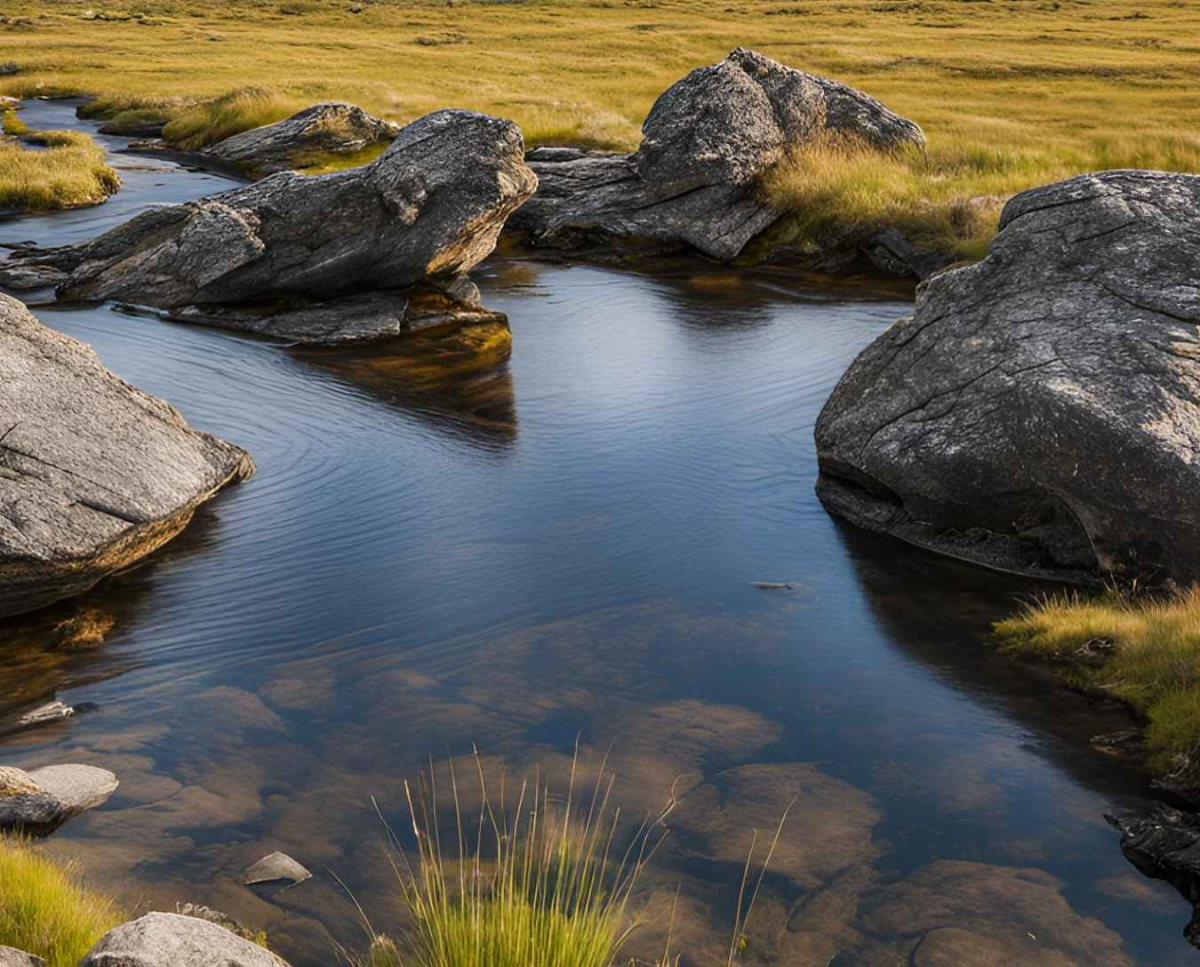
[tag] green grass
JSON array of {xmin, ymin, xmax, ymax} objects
[
  {"xmin": 0, "ymin": 835, "xmax": 124, "ymax": 967},
  {"xmin": 0, "ymin": 128, "xmax": 121, "ymax": 211},
  {"xmin": 356, "ymin": 750, "xmax": 785, "ymax": 967},
  {"xmin": 0, "ymin": 0, "xmax": 1197, "ymax": 254},
  {"xmin": 995, "ymin": 586, "xmax": 1200, "ymax": 783},
  {"xmin": 2, "ymin": 109, "xmax": 28, "ymax": 136}
]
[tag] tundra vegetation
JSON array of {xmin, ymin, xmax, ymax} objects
[
  {"xmin": 0, "ymin": 127, "xmax": 119, "ymax": 212},
  {"xmin": 0, "ymin": 0, "xmax": 1197, "ymax": 253},
  {"xmin": 0, "ymin": 835, "xmax": 123, "ymax": 967},
  {"xmin": 995, "ymin": 586, "xmax": 1200, "ymax": 789}
]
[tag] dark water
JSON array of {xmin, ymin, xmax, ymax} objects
[{"xmin": 1, "ymin": 100, "xmax": 1193, "ymax": 966}]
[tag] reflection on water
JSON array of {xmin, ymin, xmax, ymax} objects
[{"xmin": 0, "ymin": 102, "xmax": 1195, "ymax": 966}]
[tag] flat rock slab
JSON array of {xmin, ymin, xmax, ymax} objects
[
  {"xmin": 80, "ymin": 913, "xmax": 291, "ymax": 967},
  {"xmin": 0, "ymin": 294, "xmax": 253, "ymax": 616},
  {"xmin": 0, "ymin": 109, "xmax": 537, "ymax": 313},
  {"xmin": 510, "ymin": 47, "xmax": 923, "ymax": 262},
  {"xmin": 0, "ymin": 763, "xmax": 118, "ymax": 834},
  {"xmin": 815, "ymin": 169, "xmax": 1200, "ymax": 584},
  {"xmin": 242, "ymin": 851, "xmax": 311, "ymax": 886}
]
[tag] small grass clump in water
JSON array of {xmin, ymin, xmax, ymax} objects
[
  {"xmin": 357, "ymin": 749, "xmax": 786, "ymax": 967},
  {"xmin": 2, "ymin": 109, "xmax": 28, "ymax": 136},
  {"xmin": 160, "ymin": 87, "xmax": 305, "ymax": 150},
  {"xmin": 0, "ymin": 129, "xmax": 120, "ymax": 212},
  {"xmin": 0, "ymin": 835, "xmax": 123, "ymax": 967},
  {"xmin": 994, "ymin": 585, "xmax": 1200, "ymax": 781}
]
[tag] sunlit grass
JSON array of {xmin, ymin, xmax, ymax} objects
[
  {"xmin": 159, "ymin": 87, "xmax": 306, "ymax": 150},
  {"xmin": 0, "ymin": 835, "xmax": 123, "ymax": 967},
  {"xmin": 0, "ymin": 129, "xmax": 120, "ymax": 211},
  {"xmin": 995, "ymin": 586, "xmax": 1200, "ymax": 779},
  {"xmin": 3, "ymin": 109, "xmax": 28, "ymax": 136}
]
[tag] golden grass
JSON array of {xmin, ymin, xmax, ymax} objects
[
  {"xmin": 0, "ymin": 0, "xmax": 1197, "ymax": 249},
  {"xmin": 995, "ymin": 586, "xmax": 1200, "ymax": 781},
  {"xmin": 0, "ymin": 128, "xmax": 120, "ymax": 211},
  {"xmin": 0, "ymin": 835, "xmax": 123, "ymax": 967},
  {"xmin": 2, "ymin": 109, "xmax": 28, "ymax": 136}
]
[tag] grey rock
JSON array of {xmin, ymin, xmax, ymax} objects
[
  {"xmin": 0, "ymin": 109, "xmax": 537, "ymax": 314},
  {"xmin": 0, "ymin": 294, "xmax": 253, "ymax": 616},
  {"xmin": 0, "ymin": 764, "xmax": 118, "ymax": 834},
  {"xmin": 173, "ymin": 905, "xmax": 261, "ymax": 943},
  {"xmin": 1107, "ymin": 806, "xmax": 1200, "ymax": 950},
  {"xmin": 815, "ymin": 169, "xmax": 1200, "ymax": 584},
  {"xmin": 80, "ymin": 913, "xmax": 290, "ymax": 967},
  {"xmin": 242, "ymin": 851, "xmax": 311, "ymax": 886},
  {"xmin": 200, "ymin": 101, "xmax": 400, "ymax": 176},
  {"xmin": 14, "ymin": 701, "xmax": 75, "ymax": 729},
  {"xmin": 510, "ymin": 47, "xmax": 923, "ymax": 261},
  {"xmin": 0, "ymin": 947, "xmax": 45, "ymax": 967}
]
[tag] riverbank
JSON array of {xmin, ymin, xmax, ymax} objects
[{"xmin": 2, "ymin": 0, "xmax": 1198, "ymax": 259}]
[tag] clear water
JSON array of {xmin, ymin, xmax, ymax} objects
[{"xmin": 0, "ymin": 100, "xmax": 1193, "ymax": 966}]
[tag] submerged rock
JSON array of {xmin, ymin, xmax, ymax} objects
[
  {"xmin": 0, "ymin": 763, "xmax": 118, "ymax": 834},
  {"xmin": 509, "ymin": 47, "xmax": 923, "ymax": 263},
  {"xmin": 0, "ymin": 294, "xmax": 252, "ymax": 616},
  {"xmin": 0, "ymin": 109, "xmax": 537, "ymax": 313},
  {"xmin": 199, "ymin": 102, "xmax": 400, "ymax": 176},
  {"xmin": 815, "ymin": 170, "xmax": 1200, "ymax": 584},
  {"xmin": 242, "ymin": 851, "xmax": 312, "ymax": 886},
  {"xmin": 80, "ymin": 913, "xmax": 291, "ymax": 967},
  {"xmin": 1108, "ymin": 806, "xmax": 1200, "ymax": 950}
]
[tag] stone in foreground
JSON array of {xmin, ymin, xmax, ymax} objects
[
  {"xmin": 815, "ymin": 170, "xmax": 1200, "ymax": 584},
  {"xmin": 1108, "ymin": 806, "xmax": 1200, "ymax": 950},
  {"xmin": 510, "ymin": 47, "xmax": 923, "ymax": 262},
  {"xmin": 80, "ymin": 913, "xmax": 291, "ymax": 967},
  {"xmin": 199, "ymin": 102, "xmax": 400, "ymax": 177},
  {"xmin": 242, "ymin": 851, "xmax": 311, "ymax": 886},
  {"xmin": 0, "ymin": 110, "xmax": 537, "ymax": 311},
  {"xmin": 0, "ymin": 294, "xmax": 253, "ymax": 616},
  {"xmin": 0, "ymin": 948, "xmax": 45, "ymax": 967},
  {"xmin": 0, "ymin": 764, "xmax": 118, "ymax": 834}
]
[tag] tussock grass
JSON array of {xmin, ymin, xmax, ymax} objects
[
  {"xmin": 160, "ymin": 87, "xmax": 305, "ymax": 150},
  {"xmin": 995, "ymin": 586, "xmax": 1200, "ymax": 780},
  {"xmin": 2, "ymin": 109, "xmax": 28, "ymax": 136},
  {"xmin": 0, "ymin": 129, "xmax": 120, "ymax": 211},
  {"xmin": 354, "ymin": 749, "xmax": 786, "ymax": 967},
  {"xmin": 0, "ymin": 835, "xmax": 123, "ymax": 967}
]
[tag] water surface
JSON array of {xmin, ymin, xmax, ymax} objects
[{"xmin": 0, "ymin": 101, "xmax": 1193, "ymax": 966}]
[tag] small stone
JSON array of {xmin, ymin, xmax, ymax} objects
[
  {"xmin": 0, "ymin": 764, "xmax": 117, "ymax": 834},
  {"xmin": 242, "ymin": 851, "xmax": 312, "ymax": 886}
]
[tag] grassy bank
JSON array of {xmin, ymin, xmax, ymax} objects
[
  {"xmin": 1, "ymin": 0, "xmax": 1198, "ymax": 253},
  {"xmin": 0, "ymin": 835, "xmax": 123, "ymax": 967},
  {"xmin": 0, "ymin": 128, "xmax": 120, "ymax": 212},
  {"xmin": 995, "ymin": 587, "xmax": 1200, "ymax": 788}
]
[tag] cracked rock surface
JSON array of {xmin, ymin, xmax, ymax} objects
[
  {"xmin": 0, "ymin": 109, "xmax": 537, "ymax": 312},
  {"xmin": 0, "ymin": 294, "xmax": 253, "ymax": 617},
  {"xmin": 815, "ymin": 169, "xmax": 1200, "ymax": 584},
  {"xmin": 509, "ymin": 47, "xmax": 923, "ymax": 261},
  {"xmin": 198, "ymin": 101, "xmax": 400, "ymax": 176}
]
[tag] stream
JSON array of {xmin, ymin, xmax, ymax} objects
[{"xmin": 0, "ymin": 98, "xmax": 1194, "ymax": 966}]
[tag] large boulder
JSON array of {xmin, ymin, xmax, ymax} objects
[
  {"xmin": 509, "ymin": 48, "xmax": 924, "ymax": 261},
  {"xmin": 0, "ymin": 109, "xmax": 537, "ymax": 314},
  {"xmin": 0, "ymin": 764, "xmax": 118, "ymax": 834},
  {"xmin": 0, "ymin": 949, "xmax": 44, "ymax": 967},
  {"xmin": 80, "ymin": 913, "xmax": 291, "ymax": 967},
  {"xmin": 815, "ymin": 170, "xmax": 1200, "ymax": 584},
  {"xmin": 198, "ymin": 102, "xmax": 401, "ymax": 177},
  {"xmin": 0, "ymin": 294, "xmax": 252, "ymax": 616}
]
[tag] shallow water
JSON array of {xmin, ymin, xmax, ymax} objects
[{"xmin": 1, "ymin": 101, "xmax": 1194, "ymax": 965}]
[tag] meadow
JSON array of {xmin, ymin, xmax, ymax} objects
[{"xmin": 0, "ymin": 0, "xmax": 1198, "ymax": 248}]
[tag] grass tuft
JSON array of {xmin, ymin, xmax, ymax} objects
[
  {"xmin": 0, "ymin": 129, "xmax": 120, "ymax": 212},
  {"xmin": 3, "ymin": 109, "xmax": 28, "ymax": 136},
  {"xmin": 0, "ymin": 835, "xmax": 123, "ymax": 967},
  {"xmin": 994, "ymin": 585, "xmax": 1200, "ymax": 780},
  {"xmin": 160, "ymin": 87, "xmax": 305, "ymax": 150}
]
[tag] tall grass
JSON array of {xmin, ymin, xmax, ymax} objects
[
  {"xmin": 160, "ymin": 87, "xmax": 306, "ymax": 150},
  {"xmin": 995, "ymin": 585, "xmax": 1200, "ymax": 780},
  {"xmin": 353, "ymin": 748, "xmax": 787, "ymax": 967},
  {"xmin": 0, "ymin": 835, "xmax": 123, "ymax": 967},
  {"xmin": 0, "ymin": 130, "xmax": 120, "ymax": 212}
]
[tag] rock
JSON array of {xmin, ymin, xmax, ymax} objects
[
  {"xmin": 1107, "ymin": 805, "xmax": 1200, "ymax": 949},
  {"xmin": 242, "ymin": 851, "xmax": 311, "ymax": 886},
  {"xmin": 0, "ymin": 948, "xmax": 45, "ymax": 967},
  {"xmin": 11, "ymin": 701, "xmax": 75, "ymax": 730},
  {"xmin": 173, "ymin": 904, "xmax": 263, "ymax": 944},
  {"xmin": 79, "ymin": 913, "xmax": 290, "ymax": 967},
  {"xmin": 199, "ymin": 102, "xmax": 400, "ymax": 176},
  {"xmin": 0, "ymin": 109, "xmax": 537, "ymax": 314},
  {"xmin": 815, "ymin": 170, "xmax": 1200, "ymax": 584},
  {"xmin": 0, "ymin": 294, "xmax": 253, "ymax": 616},
  {"xmin": 0, "ymin": 763, "xmax": 118, "ymax": 834},
  {"xmin": 509, "ymin": 47, "xmax": 923, "ymax": 262}
]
